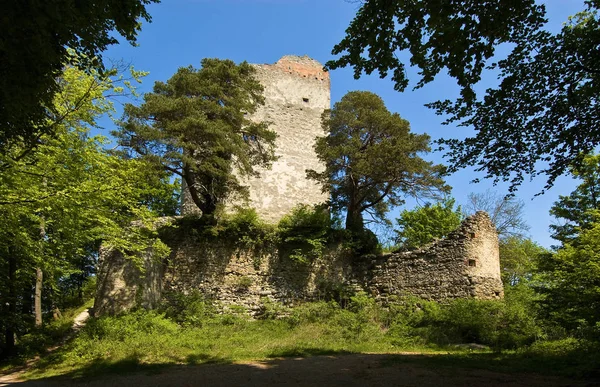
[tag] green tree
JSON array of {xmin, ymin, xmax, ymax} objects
[
  {"xmin": 537, "ymin": 214, "xmax": 600, "ymax": 333},
  {"xmin": 328, "ymin": 1, "xmax": 599, "ymax": 192},
  {"xmin": 499, "ymin": 236, "xmax": 546, "ymax": 286},
  {"xmin": 307, "ymin": 91, "xmax": 448, "ymax": 233},
  {"xmin": 0, "ymin": 0, "xmax": 159, "ymax": 149},
  {"xmin": 549, "ymin": 154, "xmax": 600, "ymax": 246},
  {"xmin": 463, "ymin": 190, "xmax": 529, "ymax": 239},
  {"xmin": 115, "ymin": 59, "xmax": 277, "ymax": 216},
  {"xmin": 0, "ymin": 65, "xmax": 174, "ymax": 357},
  {"xmin": 394, "ymin": 198, "xmax": 462, "ymax": 249}
]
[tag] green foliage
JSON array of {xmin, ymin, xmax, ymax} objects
[
  {"xmin": 329, "ymin": 0, "xmax": 600, "ymax": 192},
  {"xmin": 343, "ymin": 228, "xmax": 382, "ymax": 257},
  {"xmin": 384, "ymin": 295, "xmax": 542, "ymax": 351},
  {"xmin": 17, "ymin": 292, "xmax": 600, "ymax": 379},
  {"xmin": 277, "ymin": 204, "xmax": 331, "ymax": 264},
  {"xmin": 173, "ymin": 208, "xmax": 277, "ymax": 252},
  {"xmin": 115, "ymin": 58, "xmax": 278, "ymax": 215},
  {"xmin": 550, "ymin": 154, "xmax": 600, "ymax": 246},
  {"xmin": 307, "ymin": 91, "xmax": 449, "ymax": 233},
  {"xmin": 536, "ymin": 155, "xmax": 600, "ymax": 337},
  {"xmin": 394, "ymin": 198, "xmax": 462, "ymax": 249},
  {"xmin": 287, "ymin": 301, "xmax": 341, "ymax": 326},
  {"xmin": 536, "ymin": 216, "xmax": 600, "ymax": 335},
  {"xmin": 256, "ymin": 297, "xmax": 290, "ymax": 320},
  {"xmin": 236, "ymin": 276, "xmax": 253, "ymax": 291},
  {"xmin": 217, "ymin": 208, "xmax": 276, "ymax": 248},
  {"xmin": 0, "ymin": 0, "xmax": 158, "ymax": 148},
  {"xmin": 327, "ymin": 0, "xmax": 544, "ymax": 102},
  {"xmin": 436, "ymin": 5, "xmax": 600, "ymax": 192},
  {"xmin": 0, "ymin": 65, "xmax": 175, "ymax": 357},
  {"xmin": 499, "ymin": 237, "xmax": 546, "ymax": 286},
  {"xmin": 160, "ymin": 291, "xmax": 217, "ymax": 328}
]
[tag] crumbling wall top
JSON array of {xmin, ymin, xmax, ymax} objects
[{"xmin": 256, "ymin": 55, "xmax": 330, "ymax": 83}]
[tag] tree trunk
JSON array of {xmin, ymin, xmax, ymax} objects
[
  {"xmin": 345, "ymin": 207, "xmax": 364, "ymax": 233},
  {"xmin": 34, "ymin": 267, "xmax": 43, "ymax": 327},
  {"xmin": 5, "ymin": 246, "xmax": 17, "ymax": 356},
  {"xmin": 36, "ymin": 208, "xmax": 46, "ymax": 327},
  {"xmin": 344, "ymin": 179, "xmax": 364, "ymax": 233}
]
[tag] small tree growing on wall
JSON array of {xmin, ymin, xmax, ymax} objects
[
  {"xmin": 115, "ymin": 59, "xmax": 278, "ymax": 216},
  {"xmin": 307, "ymin": 91, "xmax": 449, "ymax": 235}
]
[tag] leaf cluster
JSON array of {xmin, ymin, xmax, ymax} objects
[
  {"xmin": 550, "ymin": 154, "xmax": 600, "ymax": 246},
  {"xmin": 0, "ymin": 0, "xmax": 158, "ymax": 148},
  {"xmin": 436, "ymin": 4, "xmax": 600, "ymax": 192},
  {"xmin": 327, "ymin": 0, "xmax": 545, "ymax": 101},
  {"xmin": 329, "ymin": 0, "xmax": 600, "ymax": 192},
  {"xmin": 115, "ymin": 58, "xmax": 277, "ymax": 215},
  {"xmin": 308, "ymin": 91, "xmax": 449, "ymax": 231},
  {"xmin": 277, "ymin": 204, "xmax": 332, "ymax": 264},
  {"xmin": 394, "ymin": 198, "xmax": 462, "ymax": 250}
]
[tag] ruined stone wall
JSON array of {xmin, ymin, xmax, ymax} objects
[
  {"xmin": 365, "ymin": 212, "xmax": 503, "ymax": 303},
  {"xmin": 181, "ymin": 55, "xmax": 330, "ymax": 221},
  {"xmin": 94, "ymin": 212, "xmax": 503, "ymax": 316}
]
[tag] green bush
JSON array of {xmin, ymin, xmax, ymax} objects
[
  {"xmin": 382, "ymin": 294, "xmax": 542, "ymax": 350},
  {"xmin": 236, "ymin": 276, "xmax": 253, "ymax": 291},
  {"xmin": 345, "ymin": 228, "xmax": 381, "ymax": 257},
  {"xmin": 173, "ymin": 208, "xmax": 277, "ymax": 249},
  {"xmin": 160, "ymin": 291, "xmax": 216, "ymax": 328},
  {"xmin": 287, "ymin": 301, "xmax": 341, "ymax": 326},
  {"xmin": 278, "ymin": 204, "xmax": 331, "ymax": 263},
  {"xmin": 82, "ymin": 310, "xmax": 179, "ymax": 342}
]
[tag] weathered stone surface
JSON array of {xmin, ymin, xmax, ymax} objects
[
  {"xmin": 94, "ymin": 212, "xmax": 503, "ymax": 316},
  {"xmin": 181, "ymin": 55, "xmax": 329, "ymax": 221}
]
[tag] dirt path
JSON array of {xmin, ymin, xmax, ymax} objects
[
  {"xmin": 0, "ymin": 309, "xmax": 91, "ymax": 386},
  {"xmin": 0, "ymin": 353, "xmax": 593, "ymax": 387},
  {"xmin": 70, "ymin": 309, "xmax": 90, "ymax": 331}
]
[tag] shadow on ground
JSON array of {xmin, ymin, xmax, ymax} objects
[{"xmin": 2, "ymin": 351, "xmax": 598, "ymax": 387}]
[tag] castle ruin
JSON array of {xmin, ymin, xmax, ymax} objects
[{"xmin": 95, "ymin": 56, "xmax": 504, "ymax": 316}]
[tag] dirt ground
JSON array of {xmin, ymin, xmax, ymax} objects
[{"xmin": 1, "ymin": 353, "xmax": 596, "ymax": 387}]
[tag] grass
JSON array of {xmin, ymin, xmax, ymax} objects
[{"xmin": 5, "ymin": 295, "xmax": 599, "ymax": 382}]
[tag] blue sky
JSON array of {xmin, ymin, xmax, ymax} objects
[{"xmin": 100, "ymin": 0, "xmax": 587, "ymax": 248}]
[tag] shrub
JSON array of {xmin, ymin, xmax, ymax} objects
[
  {"xmin": 278, "ymin": 204, "xmax": 331, "ymax": 263},
  {"xmin": 287, "ymin": 301, "xmax": 341, "ymax": 326},
  {"xmin": 82, "ymin": 310, "xmax": 179, "ymax": 342},
  {"xmin": 344, "ymin": 228, "xmax": 381, "ymax": 257},
  {"xmin": 160, "ymin": 291, "xmax": 216, "ymax": 328}
]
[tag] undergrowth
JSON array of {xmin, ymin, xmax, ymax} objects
[
  {"xmin": 168, "ymin": 205, "xmax": 381, "ymax": 266},
  {"xmin": 19, "ymin": 291, "xmax": 600, "ymax": 380}
]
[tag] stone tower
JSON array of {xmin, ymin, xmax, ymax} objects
[{"xmin": 182, "ymin": 55, "xmax": 330, "ymax": 222}]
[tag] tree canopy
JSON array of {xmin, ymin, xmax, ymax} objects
[
  {"xmin": 328, "ymin": 0, "xmax": 600, "ymax": 192},
  {"xmin": 499, "ymin": 236, "xmax": 546, "ymax": 286},
  {"xmin": 307, "ymin": 91, "xmax": 448, "ymax": 233},
  {"xmin": 115, "ymin": 59, "xmax": 277, "ymax": 216},
  {"xmin": 394, "ymin": 198, "xmax": 462, "ymax": 250},
  {"xmin": 0, "ymin": 65, "xmax": 175, "ymax": 356},
  {"xmin": 0, "ymin": 0, "xmax": 158, "ymax": 149},
  {"xmin": 550, "ymin": 154, "xmax": 600, "ymax": 246},
  {"xmin": 537, "ymin": 215, "xmax": 600, "ymax": 331}
]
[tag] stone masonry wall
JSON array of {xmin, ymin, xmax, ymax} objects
[
  {"xmin": 364, "ymin": 211, "xmax": 503, "ymax": 303},
  {"xmin": 94, "ymin": 212, "xmax": 503, "ymax": 316},
  {"xmin": 181, "ymin": 55, "xmax": 330, "ymax": 221}
]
